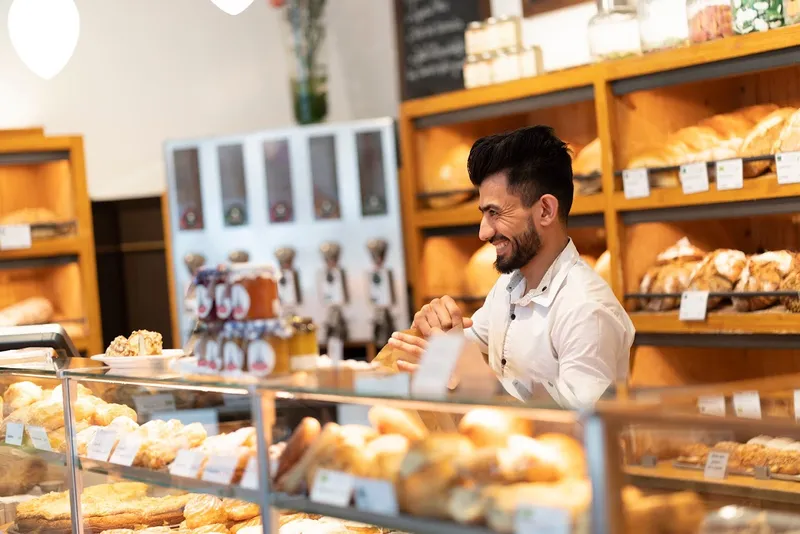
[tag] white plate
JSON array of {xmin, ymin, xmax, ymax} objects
[{"xmin": 91, "ymin": 349, "xmax": 184, "ymax": 368}]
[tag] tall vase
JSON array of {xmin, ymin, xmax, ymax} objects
[{"xmin": 283, "ymin": 0, "xmax": 328, "ymax": 125}]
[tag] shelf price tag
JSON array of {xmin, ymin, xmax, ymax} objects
[
  {"xmin": 716, "ymin": 159, "xmax": 744, "ymax": 191},
  {"xmin": 514, "ymin": 505, "xmax": 570, "ymax": 534},
  {"xmin": 776, "ymin": 152, "xmax": 800, "ymax": 185},
  {"xmin": 354, "ymin": 477, "xmax": 399, "ymax": 516},
  {"xmin": 622, "ymin": 169, "xmax": 650, "ymax": 199},
  {"xmin": 704, "ymin": 450, "xmax": 730, "ymax": 480},
  {"xmin": 678, "ymin": 291, "xmax": 709, "ymax": 322},
  {"xmin": 169, "ymin": 449, "xmax": 205, "ymax": 479},
  {"xmin": 86, "ymin": 428, "xmax": 118, "ymax": 462},
  {"xmin": 0, "ymin": 224, "xmax": 32, "ymax": 251},
  {"xmin": 133, "ymin": 393, "xmax": 176, "ymax": 420},
  {"xmin": 733, "ymin": 391, "xmax": 762, "ymax": 419},
  {"xmin": 794, "ymin": 390, "xmax": 800, "ymax": 422},
  {"xmin": 5, "ymin": 422, "xmax": 23, "ymax": 446},
  {"xmin": 680, "ymin": 162, "xmax": 710, "ymax": 194},
  {"xmin": 201, "ymin": 454, "xmax": 239, "ymax": 485},
  {"xmin": 26, "ymin": 426, "xmax": 51, "ymax": 451},
  {"xmin": 697, "ymin": 395, "xmax": 726, "ymax": 417},
  {"xmin": 310, "ymin": 468, "xmax": 355, "ymax": 507},
  {"xmin": 240, "ymin": 456, "xmax": 258, "ymax": 490},
  {"xmin": 355, "ymin": 373, "xmax": 411, "ymax": 397},
  {"xmin": 411, "ymin": 333, "xmax": 463, "ymax": 398},
  {"xmin": 109, "ymin": 434, "xmax": 142, "ymax": 466}
]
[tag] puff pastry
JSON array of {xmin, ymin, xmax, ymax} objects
[
  {"xmin": 3, "ymin": 381, "xmax": 43, "ymax": 415},
  {"xmin": 222, "ymin": 498, "xmax": 260, "ymax": 521},
  {"xmin": 184, "ymin": 494, "xmax": 228, "ymax": 529}
]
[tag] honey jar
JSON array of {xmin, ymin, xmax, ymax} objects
[
  {"xmin": 289, "ymin": 316, "xmax": 319, "ymax": 371},
  {"xmin": 193, "ymin": 267, "xmax": 221, "ymax": 321},
  {"xmin": 229, "ymin": 264, "xmax": 280, "ymax": 321},
  {"xmin": 246, "ymin": 321, "xmax": 275, "ymax": 377},
  {"xmin": 266, "ymin": 320, "xmax": 291, "ymax": 375}
]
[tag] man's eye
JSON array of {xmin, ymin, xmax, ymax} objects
[{"xmin": 488, "ymin": 209, "xmax": 498, "ymax": 217}]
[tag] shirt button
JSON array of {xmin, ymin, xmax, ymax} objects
[
  {"xmin": 501, "ymin": 358, "xmax": 507, "ymax": 366},
  {"xmin": 543, "ymin": 286, "xmax": 548, "ymax": 291},
  {"xmin": 510, "ymin": 313, "xmax": 516, "ymax": 320}
]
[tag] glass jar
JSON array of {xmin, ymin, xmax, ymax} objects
[
  {"xmin": 246, "ymin": 321, "xmax": 275, "ymax": 377},
  {"xmin": 464, "ymin": 21, "xmax": 486, "ymax": 55},
  {"xmin": 491, "ymin": 48, "xmax": 521, "ymax": 84},
  {"xmin": 638, "ymin": 0, "xmax": 689, "ymax": 52},
  {"xmin": 495, "ymin": 16, "xmax": 522, "ymax": 49},
  {"xmin": 785, "ymin": 0, "xmax": 800, "ymax": 23},
  {"xmin": 732, "ymin": 0, "xmax": 784, "ymax": 33},
  {"xmin": 687, "ymin": 0, "xmax": 734, "ymax": 41},
  {"xmin": 520, "ymin": 45, "xmax": 544, "ymax": 78},
  {"xmin": 588, "ymin": 0, "xmax": 642, "ymax": 61},
  {"xmin": 266, "ymin": 321, "xmax": 291, "ymax": 375},
  {"xmin": 193, "ymin": 267, "xmax": 220, "ymax": 322},
  {"xmin": 289, "ymin": 316, "xmax": 319, "ymax": 371},
  {"xmin": 228, "ymin": 264, "xmax": 280, "ymax": 321},
  {"xmin": 463, "ymin": 56, "xmax": 482, "ymax": 89},
  {"xmin": 484, "ymin": 17, "xmax": 500, "ymax": 51},
  {"xmin": 222, "ymin": 322, "xmax": 246, "ymax": 373}
]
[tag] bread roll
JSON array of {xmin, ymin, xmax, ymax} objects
[
  {"xmin": 274, "ymin": 417, "xmax": 321, "ymax": 482},
  {"xmin": 733, "ymin": 251, "xmax": 795, "ymax": 311},
  {"xmin": 458, "ymin": 408, "xmax": 534, "ymax": 447},
  {"xmin": 780, "ymin": 265, "xmax": 800, "ymax": 313},
  {"xmin": 572, "ymin": 138, "xmax": 601, "ymax": 176},
  {"xmin": 465, "ymin": 243, "xmax": 499, "ymax": 297},
  {"xmin": 421, "ymin": 237, "xmax": 473, "ymax": 296},
  {"xmin": 484, "ymin": 480, "xmax": 592, "ymax": 534},
  {"xmin": 594, "ymin": 251, "xmax": 612, "ymax": 287},
  {"xmin": 740, "ymin": 107, "xmax": 795, "ymax": 177},
  {"xmin": 423, "ymin": 144, "xmax": 474, "ymax": 208},
  {"xmin": 222, "ymin": 499, "xmax": 259, "ymax": 521},
  {"xmin": 537, "ymin": 433, "xmax": 587, "ymax": 479},
  {"xmin": 184, "ymin": 495, "xmax": 228, "ymax": 529},
  {"xmin": 0, "ymin": 297, "xmax": 54, "ymax": 327},
  {"xmin": 368, "ymin": 406, "xmax": 428, "ymax": 442},
  {"xmin": 92, "ymin": 403, "xmax": 137, "ymax": 426},
  {"xmin": 276, "ymin": 422, "xmax": 342, "ymax": 494},
  {"xmin": 4, "ymin": 381, "xmax": 44, "ymax": 416},
  {"xmin": 363, "ymin": 434, "xmax": 410, "ymax": 480},
  {"xmin": 687, "ymin": 249, "xmax": 747, "ymax": 309}
]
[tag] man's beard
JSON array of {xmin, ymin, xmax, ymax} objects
[{"xmin": 492, "ymin": 220, "xmax": 542, "ymax": 274}]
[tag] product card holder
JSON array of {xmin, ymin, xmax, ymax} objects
[
  {"xmin": 310, "ymin": 469, "xmax": 355, "ymax": 507},
  {"xmin": 794, "ymin": 389, "xmax": 800, "ymax": 422},
  {"xmin": 411, "ymin": 332, "xmax": 495, "ymax": 399},
  {"xmin": 133, "ymin": 393, "xmax": 177, "ymax": 420},
  {"xmin": 4, "ymin": 422, "xmax": 23, "ymax": 446},
  {"xmin": 679, "ymin": 291, "xmax": 709, "ymax": 321},
  {"xmin": 514, "ymin": 505, "xmax": 570, "ymax": 534},
  {"xmin": 680, "ymin": 162, "xmax": 710, "ymax": 194},
  {"xmin": 240, "ymin": 456, "xmax": 258, "ymax": 490},
  {"xmin": 733, "ymin": 391, "xmax": 762, "ymax": 419},
  {"xmin": 776, "ymin": 151, "xmax": 800, "ymax": 185},
  {"xmin": 622, "ymin": 169, "xmax": 650, "ymax": 199},
  {"xmin": 26, "ymin": 426, "xmax": 51, "ymax": 452},
  {"xmin": 697, "ymin": 395, "xmax": 726, "ymax": 416},
  {"xmin": 109, "ymin": 434, "xmax": 142, "ymax": 467},
  {"xmin": 169, "ymin": 449, "xmax": 205, "ymax": 479},
  {"xmin": 354, "ymin": 477, "xmax": 399, "ymax": 516},
  {"xmin": 201, "ymin": 454, "xmax": 239, "ymax": 485},
  {"xmin": 0, "ymin": 225, "xmax": 32, "ymax": 251},
  {"xmin": 86, "ymin": 428, "xmax": 118, "ymax": 462},
  {"xmin": 716, "ymin": 159, "xmax": 743, "ymax": 190},
  {"xmin": 704, "ymin": 450, "xmax": 730, "ymax": 480}
]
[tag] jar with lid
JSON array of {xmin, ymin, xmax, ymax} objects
[
  {"xmin": 588, "ymin": 0, "xmax": 642, "ymax": 61},
  {"xmin": 491, "ymin": 48, "xmax": 521, "ymax": 84},
  {"xmin": 520, "ymin": 45, "xmax": 544, "ymax": 78},
  {"xmin": 464, "ymin": 21, "xmax": 487, "ymax": 55},
  {"xmin": 638, "ymin": 0, "xmax": 689, "ymax": 51},
  {"xmin": 289, "ymin": 316, "xmax": 319, "ymax": 371},
  {"xmin": 732, "ymin": 0, "xmax": 784, "ymax": 33},
  {"xmin": 463, "ymin": 56, "xmax": 483, "ymax": 89},
  {"xmin": 193, "ymin": 267, "xmax": 220, "ymax": 322},
  {"xmin": 495, "ymin": 16, "xmax": 522, "ymax": 49},
  {"xmin": 265, "ymin": 319, "xmax": 291, "ymax": 375},
  {"xmin": 228, "ymin": 264, "xmax": 280, "ymax": 321},
  {"xmin": 222, "ymin": 321, "xmax": 246, "ymax": 373},
  {"xmin": 686, "ymin": 0, "xmax": 734, "ymax": 41},
  {"xmin": 484, "ymin": 17, "xmax": 500, "ymax": 51},
  {"xmin": 244, "ymin": 321, "xmax": 273, "ymax": 377}
]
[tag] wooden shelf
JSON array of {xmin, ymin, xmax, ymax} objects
[
  {"xmin": 0, "ymin": 236, "xmax": 83, "ymax": 261},
  {"xmin": 632, "ymin": 308, "xmax": 800, "ymax": 335}
]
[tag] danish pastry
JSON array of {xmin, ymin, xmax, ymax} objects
[
  {"xmin": 184, "ymin": 494, "xmax": 228, "ymax": 529},
  {"xmin": 222, "ymin": 498, "xmax": 260, "ymax": 521},
  {"xmin": 3, "ymin": 381, "xmax": 43, "ymax": 415}
]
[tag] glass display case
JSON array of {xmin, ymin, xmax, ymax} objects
[{"xmin": 7, "ymin": 332, "xmax": 800, "ymax": 533}]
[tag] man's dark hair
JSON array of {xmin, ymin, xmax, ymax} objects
[{"xmin": 467, "ymin": 125, "xmax": 574, "ymax": 221}]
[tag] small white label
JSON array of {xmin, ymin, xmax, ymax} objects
[
  {"xmin": 680, "ymin": 162, "xmax": 710, "ymax": 194},
  {"xmin": 169, "ymin": 449, "xmax": 205, "ymax": 478},
  {"xmin": 201, "ymin": 454, "xmax": 239, "ymax": 485},
  {"xmin": 322, "ymin": 270, "xmax": 346, "ymax": 305},
  {"xmin": 86, "ymin": 428, "xmax": 118, "ymax": 461},
  {"xmin": 327, "ymin": 337, "xmax": 344, "ymax": 363},
  {"xmin": 733, "ymin": 391, "xmax": 762, "ymax": 419},
  {"xmin": 355, "ymin": 373, "xmax": 411, "ymax": 397},
  {"xmin": 240, "ymin": 456, "xmax": 258, "ymax": 490},
  {"xmin": 5, "ymin": 422, "xmax": 23, "ymax": 446},
  {"xmin": 514, "ymin": 505, "xmax": 571, "ymax": 534},
  {"xmin": 133, "ymin": 393, "xmax": 176, "ymax": 418},
  {"xmin": 354, "ymin": 478, "xmax": 399, "ymax": 516},
  {"xmin": 776, "ymin": 152, "xmax": 800, "ymax": 185},
  {"xmin": 622, "ymin": 169, "xmax": 650, "ymax": 199},
  {"xmin": 704, "ymin": 450, "xmax": 730, "ymax": 480},
  {"xmin": 310, "ymin": 468, "xmax": 355, "ymax": 507},
  {"xmin": 697, "ymin": 395, "xmax": 726, "ymax": 416},
  {"xmin": 368, "ymin": 270, "xmax": 393, "ymax": 307},
  {"xmin": 679, "ymin": 291, "xmax": 709, "ymax": 321},
  {"xmin": 411, "ymin": 334, "xmax": 464, "ymax": 398},
  {"xmin": 109, "ymin": 434, "xmax": 142, "ymax": 466},
  {"xmin": 26, "ymin": 426, "xmax": 51, "ymax": 451},
  {"xmin": 794, "ymin": 390, "xmax": 800, "ymax": 422},
  {"xmin": 0, "ymin": 225, "xmax": 32, "ymax": 251},
  {"xmin": 278, "ymin": 270, "xmax": 299, "ymax": 306},
  {"xmin": 716, "ymin": 159, "xmax": 744, "ymax": 190}
]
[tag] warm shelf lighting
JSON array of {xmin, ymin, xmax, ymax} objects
[
  {"xmin": 7, "ymin": 0, "xmax": 80, "ymax": 80},
  {"xmin": 210, "ymin": 0, "xmax": 254, "ymax": 15}
]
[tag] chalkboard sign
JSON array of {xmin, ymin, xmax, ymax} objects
[{"xmin": 395, "ymin": 0, "xmax": 488, "ymax": 101}]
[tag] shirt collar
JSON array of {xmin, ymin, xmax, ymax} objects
[{"xmin": 506, "ymin": 239, "xmax": 579, "ymax": 307}]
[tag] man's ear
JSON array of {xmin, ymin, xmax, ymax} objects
[{"xmin": 538, "ymin": 194, "xmax": 560, "ymax": 226}]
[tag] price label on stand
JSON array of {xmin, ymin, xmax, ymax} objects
[
  {"xmin": 355, "ymin": 373, "xmax": 411, "ymax": 396},
  {"xmin": 622, "ymin": 169, "xmax": 650, "ymax": 199},
  {"xmin": 680, "ymin": 162, "xmax": 710, "ymax": 194},
  {"xmin": 776, "ymin": 152, "xmax": 800, "ymax": 184},
  {"xmin": 5, "ymin": 422, "xmax": 23, "ymax": 446},
  {"xmin": 716, "ymin": 159, "xmax": 744, "ymax": 190},
  {"xmin": 514, "ymin": 505, "xmax": 570, "ymax": 534},
  {"xmin": 411, "ymin": 334, "xmax": 464, "ymax": 398},
  {"xmin": 169, "ymin": 449, "xmax": 205, "ymax": 478},
  {"xmin": 201, "ymin": 455, "xmax": 239, "ymax": 485},
  {"xmin": 240, "ymin": 456, "xmax": 258, "ymax": 490},
  {"xmin": 0, "ymin": 224, "xmax": 32, "ymax": 251},
  {"xmin": 733, "ymin": 391, "xmax": 762, "ymax": 419},
  {"xmin": 704, "ymin": 451, "xmax": 730, "ymax": 480},
  {"xmin": 354, "ymin": 478, "xmax": 399, "ymax": 516},
  {"xmin": 26, "ymin": 426, "xmax": 51, "ymax": 451},
  {"xmin": 327, "ymin": 337, "xmax": 344, "ymax": 363},
  {"xmin": 310, "ymin": 469, "xmax": 355, "ymax": 507},
  {"xmin": 678, "ymin": 291, "xmax": 709, "ymax": 321},
  {"xmin": 697, "ymin": 395, "xmax": 726, "ymax": 416},
  {"xmin": 109, "ymin": 434, "xmax": 142, "ymax": 466},
  {"xmin": 86, "ymin": 428, "xmax": 118, "ymax": 461},
  {"xmin": 133, "ymin": 393, "xmax": 176, "ymax": 419}
]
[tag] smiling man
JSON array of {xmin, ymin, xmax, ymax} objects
[{"xmin": 388, "ymin": 126, "xmax": 635, "ymax": 408}]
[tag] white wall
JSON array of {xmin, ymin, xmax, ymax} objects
[{"xmin": 0, "ymin": 0, "xmax": 400, "ymax": 200}]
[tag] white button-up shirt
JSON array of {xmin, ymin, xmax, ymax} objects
[{"xmin": 465, "ymin": 239, "xmax": 635, "ymax": 409}]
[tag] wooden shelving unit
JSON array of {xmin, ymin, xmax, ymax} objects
[
  {"xmin": 0, "ymin": 130, "xmax": 102, "ymax": 355},
  {"xmin": 398, "ymin": 26, "xmax": 800, "ymax": 386}
]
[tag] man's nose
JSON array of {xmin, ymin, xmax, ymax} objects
[{"xmin": 478, "ymin": 217, "xmax": 494, "ymax": 242}]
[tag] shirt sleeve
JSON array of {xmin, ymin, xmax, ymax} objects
[
  {"xmin": 464, "ymin": 284, "xmax": 495, "ymax": 355},
  {"xmin": 548, "ymin": 303, "xmax": 629, "ymax": 409}
]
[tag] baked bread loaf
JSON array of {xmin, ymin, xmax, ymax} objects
[
  {"xmin": 686, "ymin": 249, "xmax": 747, "ymax": 309},
  {"xmin": 638, "ymin": 238, "xmax": 706, "ymax": 311},
  {"xmin": 423, "ymin": 144, "xmax": 473, "ymax": 208},
  {"xmin": 733, "ymin": 251, "xmax": 795, "ymax": 311},
  {"xmin": 277, "ymin": 422, "xmax": 342, "ymax": 494},
  {"xmin": 466, "ymin": 243, "xmax": 499, "ymax": 297},
  {"xmin": 368, "ymin": 406, "xmax": 428, "ymax": 442},
  {"xmin": 739, "ymin": 107, "xmax": 795, "ymax": 177},
  {"xmin": 363, "ymin": 433, "xmax": 410, "ymax": 481},
  {"xmin": 594, "ymin": 250, "xmax": 612, "ymax": 287},
  {"xmin": 184, "ymin": 495, "xmax": 228, "ymax": 529},
  {"xmin": 0, "ymin": 207, "xmax": 60, "ymax": 225},
  {"xmin": 421, "ymin": 237, "xmax": 472, "ymax": 297},
  {"xmin": 780, "ymin": 263, "xmax": 800, "ymax": 312},
  {"xmin": 0, "ymin": 297, "xmax": 54, "ymax": 327},
  {"xmin": 3, "ymin": 380, "xmax": 44, "ymax": 416},
  {"xmin": 274, "ymin": 417, "xmax": 321, "ymax": 482},
  {"xmin": 458, "ymin": 408, "xmax": 533, "ymax": 447},
  {"xmin": 771, "ymin": 109, "xmax": 800, "ymax": 173}
]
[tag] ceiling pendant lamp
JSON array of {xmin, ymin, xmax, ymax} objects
[
  {"xmin": 7, "ymin": 0, "xmax": 80, "ymax": 80},
  {"xmin": 210, "ymin": 0, "xmax": 255, "ymax": 15}
]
